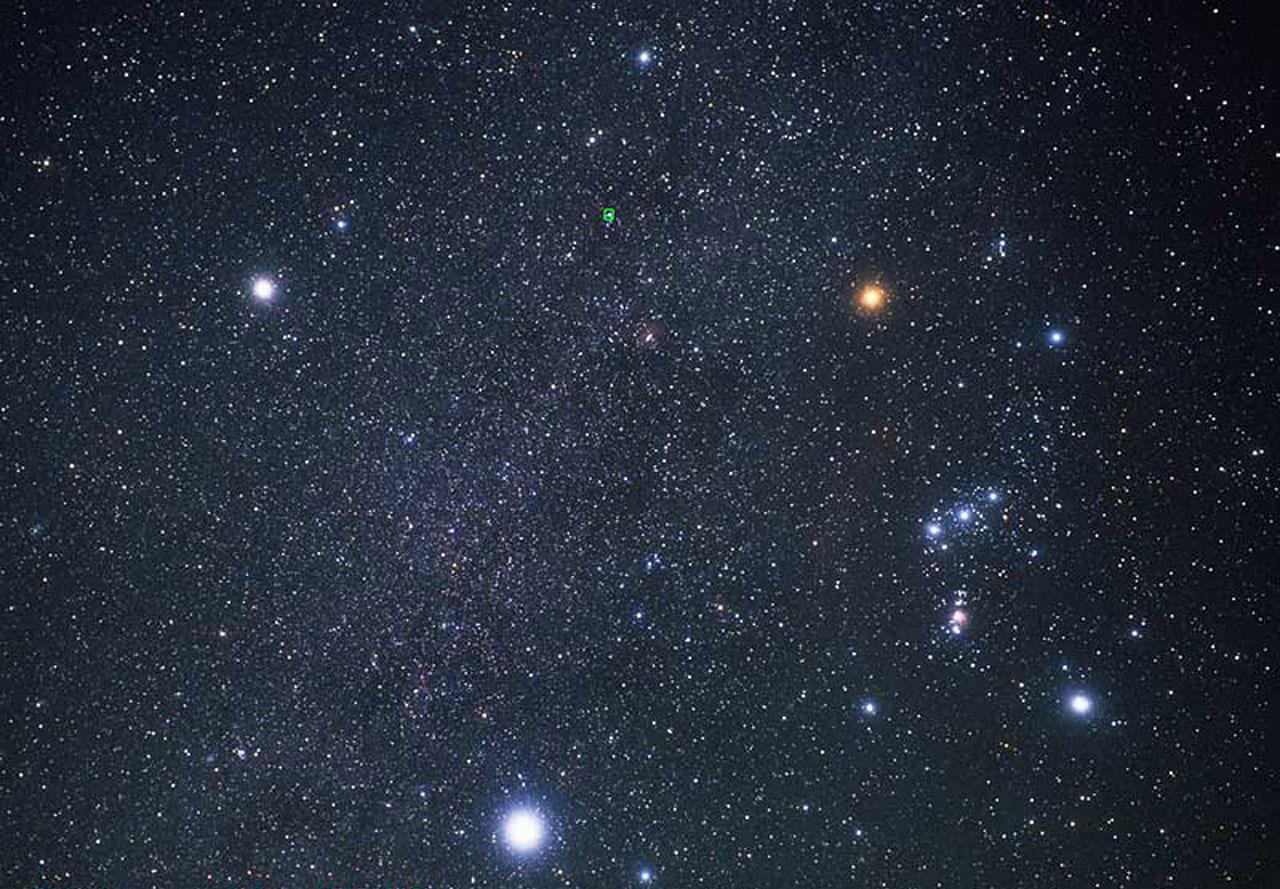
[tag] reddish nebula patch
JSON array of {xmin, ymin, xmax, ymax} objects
[{"xmin": 633, "ymin": 321, "xmax": 666, "ymax": 350}]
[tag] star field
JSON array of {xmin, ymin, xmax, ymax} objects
[{"xmin": 2, "ymin": 2, "xmax": 1276, "ymax": 887}]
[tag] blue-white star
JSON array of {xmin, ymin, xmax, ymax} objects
[
  {"xmin": 1067, "ymin": 693, "xmax": 1093, "ymax": 716},
  {"xmin": 251, "ymin": 276, "xmax": 276, "ymax": 301},
  {"xmin": 501, "ymin": 807, "xmax": 547, "ymax": 855}
]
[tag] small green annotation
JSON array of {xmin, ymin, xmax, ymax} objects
[{"xmin": 602, "ymin": 207, "xmax": 616, "ymax": 224}]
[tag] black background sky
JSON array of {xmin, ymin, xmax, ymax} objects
[{"xmin": 3, "ymin": 2, "xmax": 1276, "ymax": 887}]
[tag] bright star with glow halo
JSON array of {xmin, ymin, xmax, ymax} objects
[
  {"xmin": 251, "ymin": 276, "xmax": 276, "ymax": 301},
  {"xmin": 501, "ymin": 807, "xmax": 547, "ymax": 854},
  {"xmin": 855, "ymin": 282, "xmax": 888, "ymax": 316},
  {"xmin": 1068, "ymin": 693, "xmax": 1093, "ymax": 715}
]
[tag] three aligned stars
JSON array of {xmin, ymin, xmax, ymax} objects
[{"xmin": 919, "ymin": 490, "xmax": 1107, "ymax": 724}]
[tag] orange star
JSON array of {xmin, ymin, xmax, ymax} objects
[{"xmin": 855, "ymin": 283, "xmax": 887, "ymax": 315}]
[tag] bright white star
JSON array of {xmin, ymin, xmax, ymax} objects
[
  {"xmin": 925, "ymin": 522, "xmax": 942, "ymax": 538},
  {"xmin": 502, "ymin": 807, "xmax": 546, "ymax": 854},
  {"xmin": 1068, "ymin": 693, "xmax": 1092, "ymax": 715},
  {"xmin": 251, "ymin": 276, "xmax": 276, "ymax": 301}
]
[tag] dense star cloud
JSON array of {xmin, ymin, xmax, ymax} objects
[{"xmin": 2, "ymin": 2, "xmax": 1276, "ymax": 887}]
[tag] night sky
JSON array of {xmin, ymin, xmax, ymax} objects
[{"xmin": 3, "ymin": 2, "xmax": 1277, "ymax": 887}]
